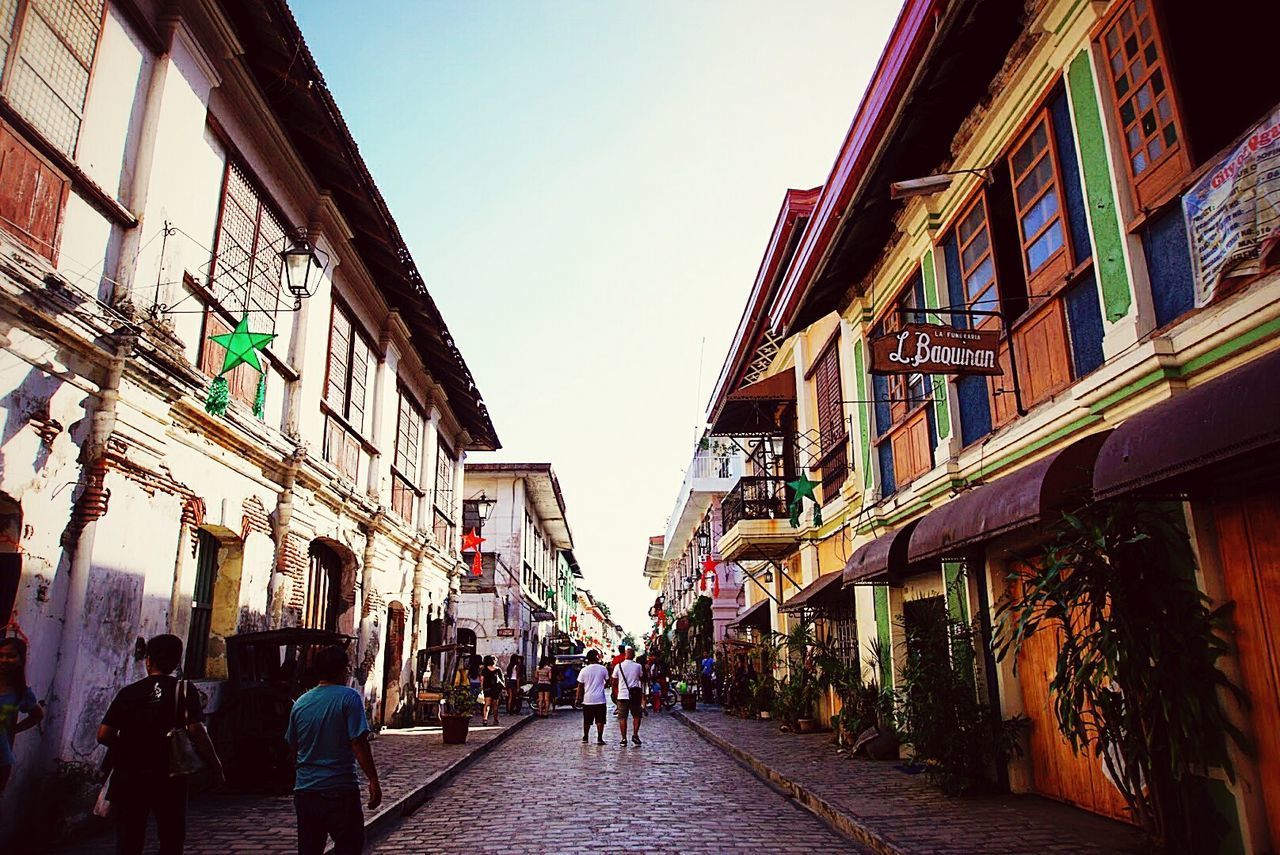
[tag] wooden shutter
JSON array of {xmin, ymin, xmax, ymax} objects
[
  {"xmin": 200, "ymin": 313, "xmax": 256, "ymax": 404},
  {"xmin": 813, "ymin": 342, "xmax": 845, "ymax": 453},
  {"xmin": 348, "ymin": 335, "xmax": 371, "ymax": 431},
  {"xmin": 1013, "ymin": 299, "xmax": 1073, "ymax": 407},
  {"xmin": 326, "ymin": 307, "xmax": 351, "ymax": 411},
  {"xmin": 0, "ymin": 121, "xmax": 68, "ymax": 260}
]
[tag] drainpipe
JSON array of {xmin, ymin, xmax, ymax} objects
[
  {"xmin": 268, "ymin": 445, "xmax": 306, "ymax": 627},
  {"xmin": 48, "ymin": 328, "xmax": 136, "ymax": 759}
]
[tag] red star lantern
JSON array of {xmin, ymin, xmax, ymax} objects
[
  {"xmin": 701, "ymin": 557, "xmax": 720, "ymax": 598},
  {"xmin": 462, "ymin": 528, "xmax": 485, "ymax": 576}
]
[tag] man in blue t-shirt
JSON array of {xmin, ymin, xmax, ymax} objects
[{"xmin": 285, "ymin": 645, "xmax": 382, "ymax": 855}]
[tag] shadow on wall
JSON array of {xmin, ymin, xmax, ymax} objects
[{"xmin": 0, "ymin": 577, "xmax": 273, "ymax": 851}]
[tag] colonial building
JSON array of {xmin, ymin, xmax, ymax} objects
[
  {"xmin": 456, "ymin": 463, "xmax": 572, "ymax": 675},
  {"xmin": 642, "ymin": 439, "xmax": 747, "ymax": 648},
  {"xmin": 708, "ymin": 0, "xmax": 1277, "ymax": 848},
  {"xmin": 0, "ymin": 0, "xmax": 496, "ymax": 840}
]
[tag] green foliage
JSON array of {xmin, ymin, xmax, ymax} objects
[
  {"xmin": 897, "ymin": 597, "xmax": 1025, "ymax": 795},
  {"xmin": 690, "ymin": 595, "xmax": 714, "ymax": 659},
  {"xmin": 767, "ymin": 619, "xmax": 821, "ymax": 725},
  {"xmin": 996, "ymin": 502, "xmax": 1244, "ymax": 849},
  {"xmin": 815, "ymin": 640, "xmax": 891, "ymax": 744},
  {"xmin": 747, "ymin": 674, "xmax": 776, "ymax": 716},
  {"xmin": 441, "ymin": 682, "xmax": 477, "ymax": 716}
]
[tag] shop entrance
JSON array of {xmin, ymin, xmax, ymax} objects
[
  {"xmin": 1212, "ymin": 487, "xmax": 1280, "ymax": 838},
  {"xmin": 1009, "ymin": 566, "xmax": 1131, "ymax": 822}
]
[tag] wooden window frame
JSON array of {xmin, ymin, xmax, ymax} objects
[
  {"xmin": 808, "ymin": 333, "xmax": 848, "ymax": 501},
  {"xmin": 206, "ymin": 157, "xmax": 288, "ymax": 332},
  {"xmin": 1009, "ymin": 110, "xmax": 1073, "ymax": 296},
  {"xmin": 955, "ymin": 191, "xmax": 1001, "ymax": 331},
  {"xmin": 432, "ymin": 437, "xmax": 457, "ymax": 552},
  {"xmin": 0, "ymin": 0, "xmax": 108, "ymax": 160},
  {"xmin": 1095, "ymin": 0, "xmax": 1192, "ymax": 215},
  {"xmin": 390, "ymin": 387, "xmax": 425, "ymax": 523},
  {"xmin": 871, "ymin": 273, "xmax": 933, "ymax": 487},
  {"xmin": 321, "ymin": 299, "xmax": 375, "ymax": 481}
]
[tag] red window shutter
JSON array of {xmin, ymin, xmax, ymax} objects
[
  {"xmin": 0, "ymin": 122, "xmax": 69, "ymax": 261},
  {"xmin": 813, "ymin": 344, "xmax": 844, "ymax": 452}
]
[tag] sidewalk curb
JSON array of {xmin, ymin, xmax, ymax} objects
[
  {"xmin": 672, "ymin": 710, "xmax": 904, "ymax": 855},
  {"xmin": 356, "ymin": 713, "xmax": 536, "ymax": 846}
]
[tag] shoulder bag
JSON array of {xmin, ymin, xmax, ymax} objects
[{"xmin": 167, "ymin": 680, "xmax": 206, "ymax": 778}]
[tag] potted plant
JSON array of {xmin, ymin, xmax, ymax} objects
[
  {"xmin": 748, "ymin": 674, "xmax": 775, "ymax": 719},
  {"xmin": 439, "ymin": 682, "xmax": 476, "ymax": 745},
  {"xmin": 676, "ymin": 680, "xmax": 697, "ymax": 711}
]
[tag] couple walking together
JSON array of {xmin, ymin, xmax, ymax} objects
[{"xmin": 574, "ymin": 647, "xmax": 644, "ymax": 747}]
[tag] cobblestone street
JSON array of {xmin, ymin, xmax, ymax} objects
[{"xmin": 369, "ymin": 710, "xmax": 861, "ymax": 854}]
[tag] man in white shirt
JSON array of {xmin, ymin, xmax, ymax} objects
[
  {"xmin": 575, "ymin": 649, "xmax": 609, "ymax": 744},
  {"xmin": 611, "ymin": 646, "xmax": 646, "ymax": 747}
]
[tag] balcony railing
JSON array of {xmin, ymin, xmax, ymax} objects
[{"xmin": 721, "ymin": 475, "xmax": 791, "ymax": 531}]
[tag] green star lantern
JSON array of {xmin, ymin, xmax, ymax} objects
[
  {"xmin": 786, "ymin": 473, "xmax": 822, "ymax": 528},
  {"xmin": 205, "ymin": 314, "xmax": 276, "ymax": 417}
]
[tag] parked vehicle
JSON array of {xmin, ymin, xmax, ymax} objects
[
  {"xmin": 212, "ymin": 628, "xmax": 352, "ymax": 793},
  {"xmin": 553, "ymin": 653, "xmax": 587, "ymax": 708}
]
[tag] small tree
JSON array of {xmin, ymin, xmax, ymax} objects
[{"xmin": 996, "ymin": 502, "xmax": 1243, "ymax": 851}]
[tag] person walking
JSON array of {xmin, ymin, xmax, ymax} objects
[
  {"xmin": 285, "ymin": 645, "xmax": 381, "ymax": 855},
  {"xmin": 647, "ymin": 656, "xmax": 666, "ymax": 713},
  {"xmin": 611, "ymin": 647, "xmax": 645, "ymax": 747},
  {"xmin": 0, "ymin": 636, "xmax": 43, "ymax": 796},
  {"xmin": 479, "ymin": 655, "xmax": 502, "ymax": 726},
  {"xmin": 574, "ymin": 649, "xmax": 608, "ymax": 744},
  {"xmin": 700, "ymin": 653, "xmax": 716, "ymax": 705},
  {"xmin": 97, "ymin": 634, "xmax": 224, "ymax": 855},
  {"xmin": 534, "ymin": 656, "xmax": 554, "ymax": 718},
  {"xmin": 504, "ymin": 654, "xmax": 524, "ymax": 714}
]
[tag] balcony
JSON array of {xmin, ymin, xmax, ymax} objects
[
  {"xmin": 717, "ymin": 475, "xmax": 803, "ymax": 562},
  {"xmin": 661, "ymin": 449, "xmax": 746, "ymax": 561}
]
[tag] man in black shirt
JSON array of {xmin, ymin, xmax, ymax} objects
[{"xmin": 97, "ymin": 634, "xmax": 224, "ymax": 855}]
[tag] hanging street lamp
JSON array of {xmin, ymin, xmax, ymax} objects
[{"xmin": 281, "ymin": 232, "xmax": 330, "ymax": 307}]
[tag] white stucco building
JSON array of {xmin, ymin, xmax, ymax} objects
[
  {"xmin": 455, "ymin": 463, "xmax": 571, "ymax": 678},
  {"xmin": 0, "ymin": 0, "xmax": 497, "ymax": 841}
]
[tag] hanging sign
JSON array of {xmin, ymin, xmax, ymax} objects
[
  {"xmin": 1183, "ymin": 105, "xmax": 1280, "ymax": 306},
  {"xmin": 869, "ymin": 323, "xmax": 1001, "ymax": 376}
]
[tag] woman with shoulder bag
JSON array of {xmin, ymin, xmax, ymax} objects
[{"xmin": 97, "ymin": 635, "xmax": 224, "ymax": 855}]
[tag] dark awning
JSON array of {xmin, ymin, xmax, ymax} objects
[
  {"xmin": 779, "ymin": 571, "xmax": 845, "ymax": 612},
  {"xmin": 1094, "ymin": 349, "xmax": 1280, "ymax": 500},
  {"xmin": 731, "ymin": 599, "xmax": 772, "ymax": 633},
  {"xmin": 908, "ymin": 432, "xmax": 1110, "ymax": 564},
  {"xmin": 842, "ymin": 521, "xmax": 920, "ymax": 586},
  {"xmin": 710, "ymin": 373, "xmax": 796, "ymax": 436}
]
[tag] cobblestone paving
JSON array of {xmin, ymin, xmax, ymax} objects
[
  {"xmin": 678, "ymin": 711, "xmax": 1150, "ymax": 855},
  {"xmin": 51, "ymin": 715, "xmax": 529, "ymax": 855},
  {"xmin": 370, "ymin": 710, "xmax": 861, "ymax": 854}
]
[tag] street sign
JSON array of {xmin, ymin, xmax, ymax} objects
[
  {"xmin": 869, "ymin": 323, "xmax": 1001, "ymax": 376},
  {"xmin": 530, "ymin": 608, "xmax": 555, "ymax": 622},
  {"xmin": 497, "ymin": 627, "xmax": 516, "ymax": 637}
]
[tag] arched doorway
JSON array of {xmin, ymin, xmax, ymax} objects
[
  {"xmin": 304, "ymin": 541, "xmax": 348, "ymax": 632},
  {"xmin": 381, "ymin": 601, "xmax": 406, "ymax": 726}
]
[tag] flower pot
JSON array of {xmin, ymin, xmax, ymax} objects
[
  {"xmin": 796, "ymin": 718, "xmax": 817, "ymax": 734},
  {"xmin": 680, "ymin": 694, "xmax": 697, "ymax": 711},
  {"xmin": 864, "ymin": 729, "xmax": 901, "ymax": 761},
  {"xmin": 440, "ymin": 712, "xmax": 471, "ymax": 745}
]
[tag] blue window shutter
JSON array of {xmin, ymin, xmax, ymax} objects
[
  {"xmin": 1143, "ymin": 205, "xmax": 1196, "ymax": 327},
  {"xmin": 943, "ymin": 236, "xmax": 967, "ymax": 329},
  {"xmin": 956, "ymin": 375, "xmax": 992, "ymax": 447},
  {"xmin": 872, "ymin": 372, "xmax": 891, "ymax": 439},
  {"xmin": 1051, "ymin": 90, "xmax": 1091, "ymax": 263},
  {"xmin": 877, "ymin": 442, "xmax": 896, "ymax": 497},
  {"xmin": 1065, "ymin": 270, "xmax": 1105, "ymax": 377}
]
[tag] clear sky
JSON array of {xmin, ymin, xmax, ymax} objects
[{"xmin": 293, "ymin": 0, "xmax": 904, "ymax": 636}]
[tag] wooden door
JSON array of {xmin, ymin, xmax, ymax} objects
[
  {"xmin": 382, "ymin": 602, "xmax": 406, "ymax": 726},
  {"xmin": 1212, "ymin": 488, "xmax": 1280, "ymax": 839},
  {"xmin": 1011, "ymin": 570, "xmax": 1132, "ymax": 822}
]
